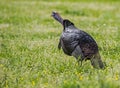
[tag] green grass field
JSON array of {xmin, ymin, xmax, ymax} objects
[{"xmin": 0, "ymin": 0, "xmax": 120, "ymax": 88}]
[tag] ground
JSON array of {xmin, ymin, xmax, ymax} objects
[{"xmin": 0, "ymin": 0, "xmax": 120, "ymax": 88}]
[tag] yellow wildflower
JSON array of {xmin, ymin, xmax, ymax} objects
[
  {"xmin": 75, "ymin": 72, "xmax": 78, "ymax": 75},
  {"xmin": 114, "ymin": 73, "xmax": 119, "ymax": 81},
  {"xmin": 109, "ymin": 62, "xmax": 113, "ymax": 66},
  {"xmin": 0, "ymin": 64, "xmax": 3, "ymax": 67},
  {"xmin": 6, "ymin": 80, "xmax": 8, "ymax": 88},
  {"xmin": 20, "ymin": 77, "xmax": 24, "ymax": 81},
  {"xmin": 44, "ymin": 82, "xmax": 48, "ymax": 87},
  {"xmin": 79, "ymin": 76, "xmax": 83, "ymax": 80},
  {"xmin": 32, "ymin": 81, "xmax": 35, "ymax": 86},
  {"xmin": 64, "ymin": 80, "xmax": 67, "ymax": 84}
]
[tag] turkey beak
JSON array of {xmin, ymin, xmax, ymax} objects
[{"xmin": 51, "ymin": 11, "xmax": 56, "ymax": 17}]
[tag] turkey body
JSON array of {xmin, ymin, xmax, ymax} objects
[
  {"xmin": 59, "ymin": 24, "xmax": 98, "ymax": 61},
  {"xmin": 52, "ymin": 12, "xmax": 104, "ymax": 69}
]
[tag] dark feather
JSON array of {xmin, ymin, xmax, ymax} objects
[{"xmin": 52, "ymin": 12, "xmax": 104, "ymax": 69}]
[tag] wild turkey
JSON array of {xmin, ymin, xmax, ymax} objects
[{"xmin": 52, "ymin": 11, "xmax": 104, "ymax": 69}]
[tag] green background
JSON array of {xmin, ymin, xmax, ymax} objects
[{"xmin": 0, "ymin": 0, "xmax": 120, "ymax": 88}]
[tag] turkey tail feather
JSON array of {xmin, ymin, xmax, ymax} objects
[{"xmin": 90, "ymin": 52, "xmax": 104, "ymax": 69}]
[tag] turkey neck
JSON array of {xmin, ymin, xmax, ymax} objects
[{"xmin": 52, "ymin": 12, "xmax": 63, "ymax": 25}]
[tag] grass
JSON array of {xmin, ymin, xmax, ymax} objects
[{"xmin": 0, "ymin": 0, "xmax": 120, "ymax": 88}]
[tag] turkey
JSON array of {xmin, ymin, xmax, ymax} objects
[{"xmin": 52, "ymin": 11, "xmax": 104, "ymax": 69}]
